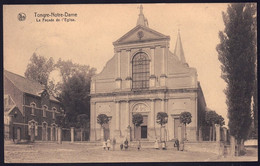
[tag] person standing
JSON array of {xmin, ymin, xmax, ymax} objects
[
  {"xmin": 162, "ymin": 141, "xmax": 166, "ymax": 150},
  {"xmin": 154, "ymin": 138, "xmax": 159, "ymax": 150},
  {"xmin": 174, "ymin": 139, "xmax": 180, "ymax": 151},
  {"xmin": 112, "ymin": 137, "xmax": 116, "ymax": 151},
  {"xmin": 107, "ymin": 139, "xmax": 111, "ymax": 150},
  {"xmin": 124, "ymin": 138, "xmax": 129, "ymax": 150},
  {"xmin": 137, "ymin": 140, "xmax": 141, "ymax": 151},
  {"xmin": 102, "ymin": 140, "xmax": 107, "ymax": 150}
]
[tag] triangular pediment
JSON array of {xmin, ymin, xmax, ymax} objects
[{"xmin": 113, "ymin": 25, "xmax": 170, "ymax": 46}]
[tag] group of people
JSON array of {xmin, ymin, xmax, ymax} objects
[
  {"xmin": 102, "ymin": 137, "xmax": 182, "ymax": 151},
  {"xmin": 102, "ymin": 138, "xmax": 117, "ymax": 151},
  {"xmin": 154, "ymin": 138, "xmax": 183, "ymax": 151},
  {"xmin": 154, "ymin": 138, "xmax": 166, "ymax": 150},
  {"xmin": 102, "ymin": 138, "xmax": 129, "ymax": 151}
]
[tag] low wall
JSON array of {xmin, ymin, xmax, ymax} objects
[{"xmin": 185, "ymin": 141, "xmax": 224, "ymax": 155}]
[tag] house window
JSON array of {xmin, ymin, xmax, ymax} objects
[
  {"xmin": 52, "ymin": 107, "xmax": 56, "ymax": 119},
  {"xmin": 132, "ymin": 52, "xmax": 150, "ymax": 89},
  {"xmin": 43, "ymin": 105, "xmax": 47, "ymax": 117},
  {"xmin": 30, "ymin": 103, "xmax": 36, "ymax": 115}
]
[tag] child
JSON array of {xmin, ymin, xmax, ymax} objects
[
  {"xmin": 124, "ymin": 139, "xmax": 129, "ymax": 150},
  {"xmin": 137, "ymin": 140, "xmax": 141, "ymax": 151},
  {"xmin": 106, "ymin": 139, "xmax": 111, "ymax": 150},
  {"xmin": 120, "ymin": 143, "xmax": 124, "ymax": 150},
  {"xmin": 112, "ymin": 137, "xmax": 116, "ymax": 151},
  {"xmin": 174, "ymin": 139, "xmax": 180, "ymax": 151},
  {"xmin": 154, "ymin": 138, "xmax": 159, "ymax": 150},
  {"xmin": 102, "ymin": 140, "xmax": 107, "ymax": 150}
]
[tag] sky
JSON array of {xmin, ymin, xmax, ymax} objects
[{"xmin": 4, "ymin": 3, "xmax": 229, "ymax": 125}]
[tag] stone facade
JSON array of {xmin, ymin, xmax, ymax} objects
[{"xmin": 90, "ymin": 6, "xmax": 207, "ymax": 142}]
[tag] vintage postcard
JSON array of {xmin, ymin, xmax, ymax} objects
[{"xmin": 3, "ymin": 3, "xmax": 257, "ymax": 163}]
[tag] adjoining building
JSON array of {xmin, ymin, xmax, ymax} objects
[
  {"xmin": 4, "ymin": 70, "xmax": 63, "ymax": 142},
  {"xmin": 90, "ymin": 5, "xmax": 207, "ymax": 142}
]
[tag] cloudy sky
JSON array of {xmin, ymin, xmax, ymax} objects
[{"xmin": 4, "ymin": 3, "xmax": 229, "ymax": 125}]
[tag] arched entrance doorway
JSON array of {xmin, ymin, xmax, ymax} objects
[
  {"xmin": 51, "ymin": 123, "xmax": 57, "ymax": 141},
  {"xmin": 42, "ymin": 122, "xmax": 48, "ymax": 141},
  {"xmin": 28, "ymin": 120, "xmax": 38, "ymax": 142},
  {"xmin": 132, "ymin": 103, "xmax": 150, "ymax": 140}
]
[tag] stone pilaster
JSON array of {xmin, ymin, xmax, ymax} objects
[
  {"xmin": 116, "ymin": 51, "xmax": 122, "ymax": 89},
  {"xmin": 215, "ymin": 124, "xmax": 220, "ymax": 142},
  {"xmin": 165, "ymin": 99, "xmax": 169, "ymax": 141},
  {"xmin": 51, "ymin": 127, "xmax": 53, "ymax": 141},
  {"xmin": 56, "ymin": 127, "xmax": 58, "ymax": 141},
  {"xmin": 114, "ymin": 101, "xmax": 121, "ymax": 138},
  {"xmin": 90, "ymin": 102, "xmax": 96, "ymax": 141},
  {"xmin": 91, "ymin": 80, "xmax": 95, "ymax": 93},
  {"xmin": 125, "ymin": 49, "xmax": 132, "ymax": 89},
  {"xmin": 160, "ymin": 46, "xmax": 167, "ymax": 87},
  {"xmin": 71, "ymin": 127, "xmax": 74, "ymax": 143},
  {"xmin": 148, "ymin": 99, "xmax": 155, "ymax": 140}
]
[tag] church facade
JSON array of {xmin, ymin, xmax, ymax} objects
[{"xmin": 90, "ymin": 6, "xmax": 207, "ymax": 142}]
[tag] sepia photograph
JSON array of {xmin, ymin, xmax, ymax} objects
[{"xmin": 3, "ymin": 3, "xmax": 257, "ymax": 163}]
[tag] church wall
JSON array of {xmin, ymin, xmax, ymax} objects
[
  {"xmin": 120, "ymin": 102, "xmax": 127, "ymax": 135},
  {"xmin": 167, "ymin": 76, "xmax": 193, "ymax": 89},
  {"xmin": 154, "ymin": 47, "xmax": 163, "ymax": 78},
  {"xmin": 154, "ymin": 100, "xmax": 161, "ymax": 138},
  {"xmin": 95, "ymin": 81, "xmax": 115, "ymax": 93},
  {"xmin": 95, "ymin": 102, "xmax": 115, "ymax": 141},
  {"xmin": 120, "ymin": 50, "xmax": 128, "ymax": 80},
  {"xmin": 167, "ymin": 94, "xmax": 198, "ymax": 141}
]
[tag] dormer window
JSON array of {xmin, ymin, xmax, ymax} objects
[
  {"xmin": 30, "ymin": 103, "xmax": 36, "ymax": 115},
  {"xmin": 52, "ymin": 107, "xmax": 57, "ymax": 119},
  {"xmin": 43, "ymin": 105, "xmax": 48, "ymax": 117}
]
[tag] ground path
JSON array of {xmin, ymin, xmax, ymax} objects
[{"xmin": 4, "ymin": 141, "xmax": 257, "ymax": 163}]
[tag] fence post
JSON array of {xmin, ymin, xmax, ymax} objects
[
  {"xmin": 199, "ymin": 127, "xmax": 203, "ymax": 141},
  {"xmin": 230, "ymin": 136, "xmax": 235, "ymax": 157},
  {"xmin": 223, "ymin": 127, "xmax": 227, "ymax": 142},
  {"xmin": 71, "ymin": 127, "xmax": 74, "ymax": 143},
  {"xmin": 58, "ymin": 127, "xmax": 62, "ymax": 144},
  {"xmin": 215, "ymin": 124, "xmax": 220, "ymax": 142}
]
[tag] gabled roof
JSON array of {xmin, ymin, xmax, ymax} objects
[
  {"xmin": 113, "ymin": 25, "xmax": 170, "ymax": 46},
  {"xmin": 4, "ymin": 70, "xmax": 59, "ymax": 102}
]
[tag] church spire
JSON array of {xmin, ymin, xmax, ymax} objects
[
  {"xmin": 136, "ymin": 5, "xmax": 149, "ymax": 27},
  {"xmin": 174, "ymin": 29, "xmax": 186, "ymax": 64}
]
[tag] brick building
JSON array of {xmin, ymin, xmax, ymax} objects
[{"xmin": 4, "ymin": 70, "xmax": 63, "ymax": 142}]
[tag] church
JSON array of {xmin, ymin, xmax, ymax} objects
[{"xmin": 90, "ymin": 5, "xmax": 207, "ymax": 142}]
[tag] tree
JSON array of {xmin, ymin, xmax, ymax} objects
[
  {"xmin": 97, "ymin": 114, "xmax": 110, "ymax": 141},
  {"xmin": 60, "ymin": 72, "xmax": 90, "ymax": 128},
  {"xmin": 156, "ymin": 112, "xmax": 168, "ymax": 141},
  {"xmin": 216, "ymin": 3, "xmax": 256, "ymax": 155},
  {"xmin": 132, "ymin": 113, "xmax": 143, "ymax": 140},
  {"xmin": 180, "ymin": 112, "xmax": 192, "ymax": 141},
  {"xmin": 76, "ymin": 114, "xmax": 89, "ymax": 141},
  {"xmin": 205, "ymin": 110, "xmax": 224, "ymax": 141},
  {"xmin": 25, "ymin": 53, "xmax": 54, "ymax": 86}
]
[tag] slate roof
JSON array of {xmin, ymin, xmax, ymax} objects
[{"xmin": 4, "ymin": 70, "xmax": 59, "ymax": 102}]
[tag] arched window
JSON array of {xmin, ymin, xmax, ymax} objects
[
  {"xmin": 132, "ymin": 52, "xmax": 150, "ymax": 89},
  {"xmin": 30, "ymin": 102, "xmax": 36, "ymax": 115},
  {"xmin": 43, "ymin": 105, "xmax": 48, "ymax": 117},
  {"xmin": 52, "ymin": 107, "xmax": 57, "ymax": 119}
]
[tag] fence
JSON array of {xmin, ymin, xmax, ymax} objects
[{"xmin": 61, "ymin": 128, "xmax": 90, "ymax": 142}]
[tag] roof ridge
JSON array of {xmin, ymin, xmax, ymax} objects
[{"xmin": 4, "ymin": 70, "xmax": 45, "ymax": 88}]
